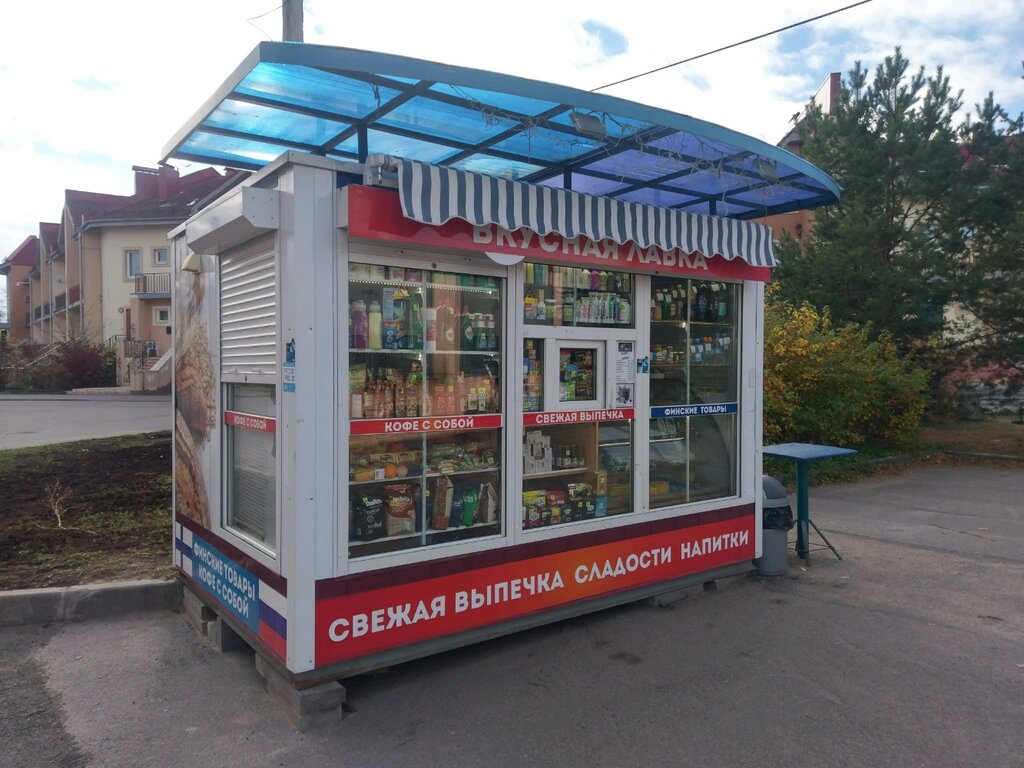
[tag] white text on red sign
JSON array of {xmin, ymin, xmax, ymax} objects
[
  {"xmin": 224, "ymin": 410, "xmax": 277, "ymax": 434},
  {"xmin": 351, "ymin": 413, "xmax": 503, "ymax": 435},
  {"xmin": 523, "ymin": 408, "xmax": 634, "ymax": 426}
]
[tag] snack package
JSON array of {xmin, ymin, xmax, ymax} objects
[
  {"xmin": 384, "ymin": 484, "xmax": 416, "ymax": 536},
  {"xmin": 450, "ymin": 486, "xmax": 465, "ymax": 528},
  {"xmin": 460, "ymin": 485, "xmax": 480, "ymax": 527},
  {"xmin": 479, "ymin": 482, "xmax": 500, "ymax": 523},
  {"xmin": 432, "ymin": 476, "xmax": 454, "ymax": 530},
  {"xmin": 352, "ymin": 492, "xmax": 386, "ymax": 541}
]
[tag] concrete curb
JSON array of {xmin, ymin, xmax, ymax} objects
[{"xmin": 0, "ymin": 579, "xmax": 182, "ymax": 627}]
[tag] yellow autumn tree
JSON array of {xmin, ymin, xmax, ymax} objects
[{"xmin": 763, "ymin": 286, "xmax": 929, "ymax": 448}]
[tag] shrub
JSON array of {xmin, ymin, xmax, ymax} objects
[
  {"xmin": 1, "ymin": 339, "xmax": 116, "ymax": 392},
  {"xmin": 764, "ymin": 288, "xmax": 930, "ymax": 448}
]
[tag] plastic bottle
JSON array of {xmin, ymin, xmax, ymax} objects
[
  {"xmin": 487, "ymin": 314, "xmax": 497, "ymax": 351},
  {"xmin": 578, "ymin": 269, "xmax": 590, "ymax": 291},
  {"xmin": 457, "ymin": 372, "xmax": 467, "ymax": 413},
  {"xmin": 461, "ymin": 306, "xmax": 475, "ymax": 351},
  {"xmin": 696, "ymin": 283, "xmax": 710, "ymax": 322},
  {"xmin": 368, "ymin": 301, "xmax": 382, "ymax": 349},
  {"xmin": 350, "ymin": 300, "xmax": 368, "ymax": 349},
  {"xmin": 590, "ymin": 269, "xmax": 601, "ymax": 291},
  {"xmin": 718, "ymin": 288, "xmax": 728, "ymax": 322},
  {"xmin": 409, "ymin": 291, "xmax": 424, "ymax": 349}
]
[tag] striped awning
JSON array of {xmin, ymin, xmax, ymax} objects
[{"xmin": 392, "ymin": 158, "xmax": 776, "ymax": 268}]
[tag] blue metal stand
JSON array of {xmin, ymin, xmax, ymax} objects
[{"xmin": 763, "ymin": 443, "xmax": 857, "ymax": 565}]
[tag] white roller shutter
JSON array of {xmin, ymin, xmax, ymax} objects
[{"xmin": 220, "ymin": 236, "xmax": 277, "ymax": 375}]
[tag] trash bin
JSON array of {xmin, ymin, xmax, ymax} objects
[{"xmin": 754, "ymin": 474, "xmax": 794, "ymax": 576}]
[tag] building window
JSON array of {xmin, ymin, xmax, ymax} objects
[
  {"xmin": 153, "ymin": 307, "xmax": 170, "ymax": 325},
  {"xmin": 152, "ymin": 247, "xmax": 169, "ymax": 266},
  {"xmin": 125, "ymin": 249, "xmax": 142, "ymax": 278}
]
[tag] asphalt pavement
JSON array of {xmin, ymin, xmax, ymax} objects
[
  {"xmin": 2, "ymin": 463, "xmax": 1021, "ymax": 767},
  {"xmin": 0, "ymin": 394, "xmax": 171, "ymax": 449}
]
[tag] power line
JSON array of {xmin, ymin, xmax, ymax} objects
[{"xmin": 591, "ymin": 0, "xmax": 876, "ymax": 92}]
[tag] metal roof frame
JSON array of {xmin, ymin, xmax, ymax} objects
[{"xmin": 162, "ymin": 42, "xmax": 839, "ymax": 220}]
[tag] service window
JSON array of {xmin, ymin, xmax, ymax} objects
[
  {"xmin": 347, "ymin": 263, "xmax": 503, "ymax": 558},
  {"xmin": 223, "ymin": 383, "xmax": 277, "ymax": 551},
  {"xmin": 649, "ymin": 278, "xmax": 739, "ymax": 507}
]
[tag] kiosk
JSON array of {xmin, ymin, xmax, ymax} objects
[{"xmin": 166, "ymin": 43, "xmax": 839, "ymax": 715}]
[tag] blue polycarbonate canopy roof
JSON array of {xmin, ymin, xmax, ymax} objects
[{"xmin": 162, "ymin": 42, "xmax": 839, "ymax": 220}]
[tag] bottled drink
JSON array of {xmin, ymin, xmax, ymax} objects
[
  {"xmin": 368, "ymin": 301, "xmax": 382, "ymax": 349},
  {"xmin": 461, "ymin": 305, "xmax": 475, "ymax": 350},
  {"xmin": 350, "ymin": 300, "xmax": 368, "ymax": 349},
  {"xmin": 487, "ymin": 314, "xmax": 497, "ymax": 351},
  {"xmin": 697, "ymin": 283, "xmax": 710, "ymax": 321}
]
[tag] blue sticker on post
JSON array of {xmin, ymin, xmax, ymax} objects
[
  {"xmin": 191, "ymin": 536, "xmax": 261, "ymax": 634},
  {"xmin": 650, "ymin": 402, "xmax": 738, "ymax": 418},
  {"xmin": 283, "ymin": 338, "xmax": 296, "ymax": 392}
]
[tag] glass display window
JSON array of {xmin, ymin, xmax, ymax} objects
[
  {"xmin": 523, "ymin": 338, "xmax": 543, "ymax": 413},
  {"xmin": 523, "ymin": 263, "xmax": 634, "ymax": 328},
  {"xmin": 346, "ymin": 262, "xmax": 503, "ymax": 558},
  {"xmin": 522, "ymin": 419, "xmax": 633, "ymax": 530},
  {"xmin": 648, "ymin": 277, "xmax": 740, "ymax": 508}
]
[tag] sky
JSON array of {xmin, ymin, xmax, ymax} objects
[{"xmin": 1, "ymin": 0, "xmax": 1023, "ymax": 309}]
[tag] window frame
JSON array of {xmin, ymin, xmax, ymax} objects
[
  {"xmin": 152, "ymin": 247, "xmax": 169, "ymax": 267},
  {"xmin": 125, "ymin": 248, "xmax": 142, "ymax": 280},
  {"xmin": 153, "ymin": 306, "xmax": 171, "ymax": 326}
]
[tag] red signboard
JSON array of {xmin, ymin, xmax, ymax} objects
[
  {"xmin": 315, "ymin": 514, "xmax": 754, "ymax": 666},
  {"xmin": 344, "ymin": 185, "xmax": 771, "ymax": 283},
  {"xmin": 350, "ymin": 413, "xmax": 503, "ymax": 436},
  {"xmin": 224, "ymin": 410, "xmax": 276, "ymax": 434},
  {"xmin": 523, "ymin": 408, "xmax": 634, "ymax": 426}
]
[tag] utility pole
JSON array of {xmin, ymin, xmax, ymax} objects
[{"xmin": 283, "ymin": 0, "xmax": 303, "ymax": 42}]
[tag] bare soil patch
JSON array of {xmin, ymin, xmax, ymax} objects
[
  {"xmin": 0, "ymin": 432, "xmax": 172, "ymax": 590},
  {"xmin": 921, "ymin": 415, "xmax": 1024, "ymax": 456}
]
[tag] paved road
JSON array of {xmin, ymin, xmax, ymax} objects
[
  {"xmin": 0, "ymin": 395, "xmax": 171, "ymax": 449},
  {"xmin": 2, "ymin": 464, "xmax": 1022, "ymax": 767}
]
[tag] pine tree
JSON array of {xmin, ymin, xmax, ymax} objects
[
  {"xmin": 953, "ymin": 93, "xmax": 1024, "ymax": 372},
  {"xmin": 775, "ymin": 48, "xmax": 968, "ymax": 348}
]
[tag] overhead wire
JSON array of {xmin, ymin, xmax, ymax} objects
[{"xmin": 591, "ymin": 0, "xmax": 876, "ymax": 92}]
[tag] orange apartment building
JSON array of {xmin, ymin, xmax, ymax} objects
[{"xmin": 1, "ymin": 165, "xmax": 241, "ymax": 389}]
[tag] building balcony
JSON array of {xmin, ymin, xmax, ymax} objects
[{"xmin": 133, "ymin": 273, "xmax": 171, "ymax": 298}]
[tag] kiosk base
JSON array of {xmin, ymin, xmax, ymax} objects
[{"xmin": 182, "ymin": 582, "xmax": 349, "ymax": 731}]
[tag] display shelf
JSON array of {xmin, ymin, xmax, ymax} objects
[
  {"xmin": 649, "ymin": 436, "xmax": 688, "ymax": 444},
  {"xmin": 348, "ymin": 277, "xmax": 426, "ymax": 290},
  {"xmin": 426, "ymin": 350, "xmax": 499, "ymax": 356},
  {"xmin": 349, "ymin": 474, "xmax": 424, "ymax": 487},
  {"xmin": 599, "ymin": 440, "xmax": 631, "ymax": 448},
  {"xmin": 350, "ymin": 348, "xmax": 424, "ymax": 354},
  {"xmin": 424, "ymin": 467, "xmax": 499, "ymax": 479},
  {"xmin": 350, "ymin": 529, "xmax": 423, "ymax": 545},
  {"xmin": 523, "ymin": 467, "xmax": 589, "ymax": 480},
  {"xmin": 429, "ymin": 283, "xmax": 499, "ymax": 295},
  {"xmin": 427, "ymin": 521, "xmax": 499, "ymax": 535}
]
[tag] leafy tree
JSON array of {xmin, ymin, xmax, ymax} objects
[
  {"xmin": 953, "ymin": 93, "xmax": 1024, "ymax": 372},
  {"xmin": 763, "ymin": 286, "xmax": 930, "ymax": 448},
  {"xmin": 775, "ymin": 48, "xmax": 969, "ymax": 348}
]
